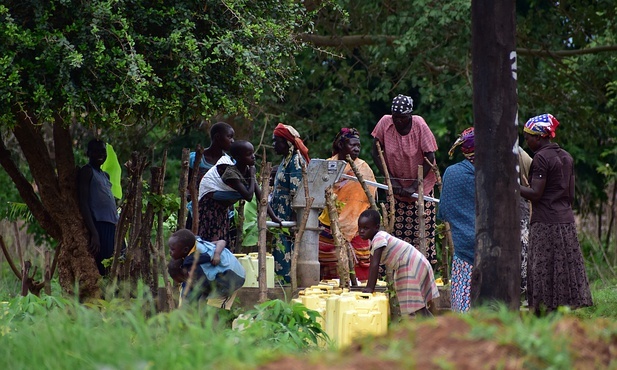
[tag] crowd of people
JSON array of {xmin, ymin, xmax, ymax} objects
[{"xmin": 78, "ymin": 95, "xmax": 592, "ymax": 316}]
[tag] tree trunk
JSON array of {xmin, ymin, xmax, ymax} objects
[
  {"xmin": 471, "ymin": 0, "xmax": 521, "ymax": 310},
  {"xmin": 3, "ymin": 114, "xmax": 101, "ymax": 300}
]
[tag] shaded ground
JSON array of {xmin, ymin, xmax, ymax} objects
[{"xmin": 260, "ymin": 314, "xmax": 617, "ymax": 369}]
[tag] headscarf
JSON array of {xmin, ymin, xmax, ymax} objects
[
  {"xmin": 448, "ymin": 127, "xmax": 475, "ymax": 163},
  {"xmin": 273, "ymin": 123, "xmax": 310, "ymax": 163},
  {"xmin": 391, "ymin": 94, "xmax": 414, "ymax": 115},
  {"xmin": 523, "ymin": 114, "xmax": 560, "ymax": 138},
  {"xmin": 332, "ymin": 127, "xmax": 361, "ymax": 155}
]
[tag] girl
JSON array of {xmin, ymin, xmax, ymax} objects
[{"xmin": 359, "ymin": 209, "xmax": 439, "ymax": 317}]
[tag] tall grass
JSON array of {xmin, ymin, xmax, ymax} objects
[{"xmin": 1, "ymin": 291, "xmax": 326, "ymax": 370}]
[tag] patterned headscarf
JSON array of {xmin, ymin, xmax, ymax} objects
[
  {"xmin": 332, "ymin": 127, "xmax": 361, "ymax": 155},
  {"xmin": 391, "ymin": 94, "xmax": 414, "ymax": 115},
  {"xmin": 523, "ymin": 114, "xmax": 560, "ymax": 138},
  {"xmin": 448, "ymin": 127, "xmax": 475, "ymax": 162},
  {"xmin": 273, "ymin": 123, "xmax": 310, "ymax": 163}
]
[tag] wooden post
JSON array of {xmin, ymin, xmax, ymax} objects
[
  {"xmin": 325, "ymin": 187, "xmax": 351, "ymax": 288},
  {"xmin": 177, "ymin": 148, "xmax": 190, "ymax": 230},
  {"xmin": 425, "ymin": 156, "xmax": 451, "ymax": 282},
  {"xmin": 376, "ymin": 141, "xmax": 395, "ymax": 232},
  {"xmin": 190, "ymin": 146, "xmax": 204, "ymax": 234},
  {"xmin": 471, "ymin": 0, "xmax": 520, "ymax": 309},
  {"xmin": 417, "ymin": 165, "xmax": 426, "ymax": 256},
  {"xmin": 257, "ymin": 161, "xmax": 271, "ymax": 303},
  {"xmin": 44, "ymin": 250, "xmax": 51, "ymax": 295},
  {"xmin": 291, "ymin": 161, "xmax": 314, "ymax": 293},
  {"xmin": 346, "ymin": 154, "xmax": 378, "ymax": 211}
]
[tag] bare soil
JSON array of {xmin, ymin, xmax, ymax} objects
[{"xmin": 259, "ymin": 315, "xmax": 617, "ymax": 370}]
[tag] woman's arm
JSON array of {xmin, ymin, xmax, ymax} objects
[{"xmin": 520, "ymin": 177, "xmax": 546, "ymax": 202}]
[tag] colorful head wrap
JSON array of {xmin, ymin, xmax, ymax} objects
[
  {"xmin": 391, "ymin": 94, "xmax": 414, "ymax": 115},
  {"xmin": 332, "ymin": 127, "xmax": 361, "ymax": 155},
  {"xmin": 273, "ymin": 123, "xmax": 310, "ymax": 163},
  {"xmin": 448, "ymin": 127, "xmax": 475, "ymax": 162},
  {"xmin": 523, "ymin": 114, "xmax": 560, "ymax": 138}
]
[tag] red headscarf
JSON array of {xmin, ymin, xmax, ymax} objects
[{"xmin": 273, "ymin": 123, "xmax": 310, "ymax": 163}]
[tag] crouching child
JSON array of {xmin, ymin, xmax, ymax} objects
[{"xmin": 168, "ymin": 229, "xmax": 245, "ymax": 309}]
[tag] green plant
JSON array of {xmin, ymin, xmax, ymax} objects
[{"xmin": 235, "ymin": 299, "xmax": 328, "ymax": 350}]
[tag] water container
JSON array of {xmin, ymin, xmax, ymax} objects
[
  {"xmin": 234, "ymin": 253, "xmax": 275, "ymax": 288},
  {"xmin": 325, "ymin": 292, "xmax": 389, "ymax": 348}
]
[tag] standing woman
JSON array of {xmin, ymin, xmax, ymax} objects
[
  {"xmin": 437, "ymin": 127, "xmax": 476, "ymax": 312},
  {"xmin": 520, "ymin": 114, "xmax": 592, "ymax": 315},
  {"xmin": 270, "ymin": 123, "xmax": 310, "ymax": 283},
  {"xmin": 318, "ymin": 128, "xmax": 377, "ymax": 281}
]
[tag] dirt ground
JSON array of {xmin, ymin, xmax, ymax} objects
[{"xmin": 259, "ymin": 315, "xmax": 617, "ymax": 369}]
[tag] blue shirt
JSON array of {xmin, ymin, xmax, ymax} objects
[{"xmin": 437, "ymin": 160, "xmax": 475, "ymax": 265}]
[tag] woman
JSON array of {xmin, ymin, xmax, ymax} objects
[
  {"xmin": 318, "ymin": 128, "xmax": 377, "ymax": 281},
  {"xmin": 270, "ymin": 123, "xmax": 310, "ymax": 283},
  {"xmin": 520, "ymin": 113, "xmax": 592, "ymax": 315},
  {"xmin": 436, "ymin": 127, "xmax": 476, "ymax": 312}
]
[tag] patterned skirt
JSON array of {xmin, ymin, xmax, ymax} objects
[
  {"xmin": 197, "ymin": 196, "xmax": 231, "ymax": 245},
  {"xmin": 450, "ymin": 255, "xmax": 473, "ymax": 313},
  {"xmin": 318, "ymin": 225, "xmax": 370, "ymax": 281},
  {"xmin": 519, "ymin": 198, "xmax": 530, "ymax": 295},
  {"xmin": 386, "ymin": 196, "xmax": 437, "ymax": 268},
  {"xmin": 527, "ymin": 222, "xmax": 593, "ymax": 313}
]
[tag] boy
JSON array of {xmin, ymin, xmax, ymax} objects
[
  {"xmin": 168, "ymin": 229, "xmax": 245, "ymax": 309},
  {"xmin": 78, "ymin": 139, "xmax": 119, "ymax": 276}
]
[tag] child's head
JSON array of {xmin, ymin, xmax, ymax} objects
[
  {"xmin": 86, "ymin": 139, "xmax": 107, "ymax": 166},
  {"xmin": 358, "ymin": 209, "xmax": 381, "ymax": 240},
  {"xmin": 210, "ymin": 122, "xmax": 235, "ymax": 151},
  {"xmin": 169, "ymin": 228, "xmax": 196, "ymax": 260},
  {"xmin": 167, "ymin": 258, "xmax": 188, "ymax": 284},
  {"xmin": 230, "ymin": 140, "xmax": 255, "ymax": 167}
]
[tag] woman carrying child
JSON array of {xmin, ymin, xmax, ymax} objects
[{"xmin": 198, "ymin": 140, "xmax": 280, "ymax": 247}]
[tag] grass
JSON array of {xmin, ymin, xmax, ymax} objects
[{"xmin": 1, "ymin": 292, "xmax": 324, "ymax": 370}]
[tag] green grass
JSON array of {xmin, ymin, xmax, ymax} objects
[{"xmin": 572, "ymin": 279, "xmax": 617, "ymax": 320}]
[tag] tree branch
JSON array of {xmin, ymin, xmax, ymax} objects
[
  {"xmin": 296, "ymin": 33, "xmax": 396, "ymax": 47},
  {"xmin": 0, "ymin": 129, "xmax": 61, "ymax": 240},
  {"xmin": 297, "ymin": 32, "xmax": 617, "ymax": 58}
]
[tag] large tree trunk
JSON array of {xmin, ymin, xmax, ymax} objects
[
  {"xmin": 3, "ymin": 112, "xmax": 101, "ymax": 299},
  {"xmin": 470, "ymin": 0, "xmax": 520, "ymax": 309}
]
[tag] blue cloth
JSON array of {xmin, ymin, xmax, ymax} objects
[
  {"xmin": 182, "ymin": 237, "xmax": 245, "ymax": 299},
  {"xmin": 87, "ymin": 164, "xmax": 118, "ymax": 224},
  {"xmin": 437, "ymin": 160, "xmax": 475, "ymax": 265}
]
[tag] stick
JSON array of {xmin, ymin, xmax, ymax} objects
[
  {"xmin": 291, "ymin": 158, "xmax": 314, "ymax": 292},
  {"xmin": 345, "ymin": 154, "xmax": 378, "ymax": 211},
  {"xmin": 417, "ymin": 165, "xmax": 426, "ymax": 256},
  {"xmin": 182, "ymin": 248, "xmax": 201, "ymax": 303},
  {"xmin": 257, "ymin": 151, "xmax": 271, "ymax": 303},
  {"xmin": 177, "ymin": 148, "xmax": 190, "ymax": 230},
  {"xmin": 0, "ymin": 235, "xmax": 22, "ymax": 279},
  {"xmin": 190, "ymin": 145, "xmax": 204, "ymax": 234},
  {"xmin": 425, "ymin": 156, "xmax": 451, "ymax": 282},
  {"xmin": 325, "ymin": 187, "xmax": 351, "ymax": 288},
  {"xmin": 376, "ymin": 141, "xmax": 395, "ymax": 231}
]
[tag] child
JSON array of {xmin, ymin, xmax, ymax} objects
[
  {"xmin": 168, "ymin": 229, "xmax": 246, "ymax": 309},
  {"xmin": 78, "ymin": 139, "xmax": 119, "ymax": 276},
  {"xmin": 197, "ymin": 140, "xmax": 280, "ymax": 245},
  {"xmin": 359, "ymin": 209, "xmax": 439, "ymax": 317}
]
